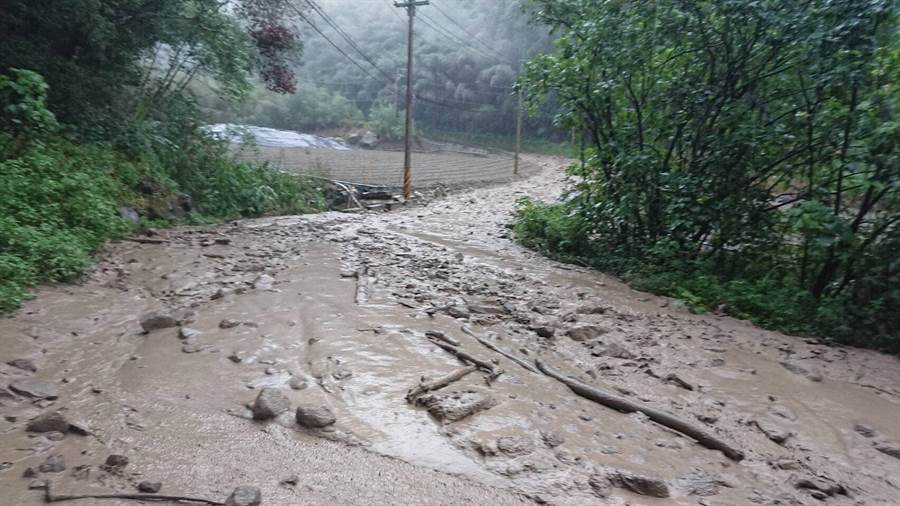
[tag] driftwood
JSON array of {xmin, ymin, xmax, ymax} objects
[
  {"xmin": 126, "ymin": 237, "xmax": 168, "ymax": 244},
  {"xmin": 461, "ymin": 325, "xmax": 539, "ymax": 374},
  {"xmin": 355, "ymin": 266, "xmax": 371, "ymax": 304},
  {"xmin": 44, "ymin": 484, "xmax": 223, "ymax": 504},
  {"xmin": 426, "ymin": 336, "xmax": 502, "ymax": 379},
  {"xmin": 406, "ymin": 365, "xmax": 477, "ymax": 401},
  {"xmin": 426, "ymin": 330, "xmax": 461, "ymax": 347},
  {"xmin": 535, "ymin": 359, "xmax": 745, "ymax": 461}
]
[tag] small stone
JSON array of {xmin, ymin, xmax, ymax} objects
[
  {"xmin": 140, "ymin": 313, "xmax": 178, "ymax": 332},
  {"xmin": 541, "ymin": 430, "xmax": 565, "ymax": 448},
  {"xmin": 179, "ymin": 327, "xmax": 202, "ymax": 340},
  {"xmin": 780, "ymin": 361, "xmax": 823, "ymax": 382},
  {"xmin": 531, "ymin": 326, "xmax": 555, "ymax": 338},
  {"xmin": 854, "ymin": 423, "xmax": 877, "ymax": 438},
  {"xmin": 609, "ymin": 470, "xmax": 670, "ymax": 498},
  {"xmin": 138, "ymin": 481, "xmax": 162, "ymax": 493},
  {"xmin": 22, "ymin": 467, "xmax": 37, "ymax": 478},
  {"xmin": 220, "ymin": 319, "xmax": 241, "ymax": 329},
  {"xmin": 7, "ymin": 358, "xmax": 37, "ymax": 372},
  {"xmin": 26, "ymin": 411, "xmax": 69, "ymax": 433},
  {"xmin": 295, "ymin": 405, "xmax": 336, "ymax": 428},
  {"xmin": 588, "ymin": 474, "xmax": 612, "ymax": 498},
  {"xmin": 38, "ymin": 454, "xmax": 65, "ymax": 473},
  {"xmin": 45, "ymin": 431, "xmax": 65, "ymax": 441},
  {"xmin": 228, "ymin": 352, "xmax": 244, "ymax": 364},
  {"xmin": 104, "ymin": 454, "xmax": 129, "ymax": 469},
  {"xmin": 253, "ymin": 274, "xmax": 275, "ymax": 290},
  {"xmin": 8, "ymin": 379, "xmax": 59, "ymax": 400},
  {"xmin": 280, "ymin": 475, "xmax": 300, "ymax": 487},
  {"xmin": 288, "ymin": 377, "xmax": 307, "ymax": 390},
  {"xmin": 251, "ymin": 388, "xmax": 290, "ymax": 420},
  {"xmin": 752, "ymin": 418, "xmax": 794, "ymax": 445},
  {"xmin": 875, "ymin": 442, "xmax": 900, "ymax": 460},
  {"xmin": 566, "ymin": 325, "xmax": 609, "ymax": 342},
  {"xmin": 28, "ymin": 480, "xmax": 48, "ymax": 490},
  {"xmin": 181, "ymin": 344, "xmax": 203, "ymax": 354},
  {"xmin": 225, "ymin": 486, "xmax": 262, "ymax": 506},
  {"xmin": 212, "ymin": 288, "xmax": 232, "ymax": 300}
]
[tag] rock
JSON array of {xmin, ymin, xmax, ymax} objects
[
  {"xmin": 446, "ymin": 305, "xmax": 470, "ymax": 319},
  {"xmin": 565, "ymin": 325, "xmax": 609, "ymax": 342},
  {"xmin": 415, "ymin": 389, "xmax": 498, "ymax": 422},
  {"xmin": 7, "ymin": 358, "xmax": 37, "ymax": 372},
  {"xmin": 295, "ymin": 405, "xmax": 336, "ymax": 428},
  {"xmin": 8, "ymin": 379, "xmax": 59, "ymax": 400},
  {"xmin": 752, "ymin": 418, "xmax": 793, "ymax": 445},
  {"xmin": 28, "ymin": 480, "xmax": 48, "ymax": 490},
  {"xmin": 609, "ymin": 470, "xmax": 670, "ymax": 498},
  {"xmin": 541, "ymin": 430, "xmax": 565, "ymax": 448},
  {"xmin": 531, "ymin": 325, "xmax": 556, "ymax": 338},
  {"xmin": 854, "ymin": 423, "xmax": 877, "ymax": 438},
  {"xmin": 253, "ymin": 274, "xmax": 275, "ymax": 290},
  {"xmin": 140, "ymin": 313, "xmax": 178, "ymax": 332},
  {"xmin": 104, "ymin": 454, "xmax": 129, "ymax": 469},
  {"xmin": 220, "ymin": 319, "xmax": 242, "ymax": 329},
  {"xmin": 26, "ymin": 411, "xmax": 69, "ymax": 433},
  {"xmin": 119, "ymin": 207, "xmax": 140, "ymax": 223},
  {"xmin": 280, "ymin": 475, "xmax": 300, "ymax": 487},
  {"xmin": 466, "ymin": 300, "xmax": 508, "ymax": 315},
  {"xmin": 793, "ymin": 476, "xmax": 846, "ymax": 497},
  {"xmin": 358, "ymin": 131, "xmax": 378, "ymax": 149},
  {"xmin": 179, "ymin": 327, "xmax": 202, "ymax": 340},
  {"xmin": 595, "ymin": 342, "xmax": 636, "ymax": 359},
  {"xmin": 38, "ymin": 454, "xmax": 65, "ymax": 473},
  {"xmin": 588, "ymin": 474, "xmax": 612, "ymax": 498},
  {"xmin": 251, "ymin": 388, "xmax": 291, "ymax": 420},
  {"xmin": 181, "ymin": 344, "xmax": 204, "ymax": 354},
  {"xmin": 45, "ymin": 431, "xmax": 65, "ymax": 441},
  {"xmin": 496, "ymin": 436, "xmax": 535, "ymax": 456},
  {"xmin": 138, "ymin": 481, "xmax": 162, "ymax": 493},
  {"xmin": 875, "ymin": 441, "xmax": 900, "ymax": 460},
  {"xmin": 22, "ymin": 467, "xmax": 37, "ymax": 478},
  {"xmin": 212, "ymin": 288, "xmax": 232, "ymax": 300},
  {"xmin": 577, "ymin": 305, "xmax": 609, "ymax": 315},
  {"xmin": 225, "ymin": 486, "xmax": 262, "ymax": 506},
  {"xmin": 228, "ymin": 352, "xmax": 245, "ymax": 364},
  {"xmin": 288, "ymin": 377, "xmax": 308, "ymax": 390}
]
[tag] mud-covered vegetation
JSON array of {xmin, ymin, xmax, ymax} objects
[
  {"xmin": 515, "ymin": 0, "xmax": 900, "ymax": 351},
  {"xmin": 0, "ymin": 1, "xmax": 325, "ymax": 312}
]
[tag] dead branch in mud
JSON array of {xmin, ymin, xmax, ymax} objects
[
  {"xmin": 355, "ymin": 266, "xmax": 370, "ymax": 304},
  {"xmin": 44, "ymin": 484, "xmax": 223, "ymax": 505},
  {"xmin": 461, "ymin": 325, "xmax": 539, "ymax": 374},
  {"xmin": 426, "ymin": 336, "xmax": 502, "ymax": 380},
  {"xmin": 535, "ymin": 359, "xmax": 745, "ymax": 462},
  {"xmin": 406, "ymin": 366, "xmax": 478, "ymax": 401},
  {"xmin": 125, "ymin": 237, "xmax": 169, "ymax": 244},
  {"xmin": 426, "ymin": 330, "xmax": 461, "ymax": 347}
]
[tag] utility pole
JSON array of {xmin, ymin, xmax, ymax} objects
[
  {"xmin": 514, "ymin": 90, "xmax": 522, "ymax": 176},
  {"xmin": 395, "ymin": 0, "xmax": 429, "ymax": 204}
]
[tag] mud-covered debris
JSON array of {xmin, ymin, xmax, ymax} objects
[
  {"xmin": 446, "ymin": 305, "xmax": 471, "ymax": 319},
  {"xmin": 576, "ymin": 305, "xmax": 609, "ymax": 315},
  {"xmin": 592, "ymin": 342, "xmax": 635, "ymax": 360},
  {"xmin": 38, "ymin": 454, "xmax": 65, "ymax": 473},
  {"xmin": 780, "ymin": 361, "xmax": 823, "ymax": 382},
  {"xmin": 588, "ymin": 474, "xmax": 612, "ymax": 498},
  {"xmin": 28, "ymin": 479, "xmax": 48, "ymax": 490},
  {"xmin": 179, "ymin": 327, "xmax": 202, "ymax": 340},
  {"xmin": 854, "ymin": 423, "xmax": 877, "ymax": 438},
  {"xmin": 664, "ymin": 373, "xmax": 694, "ymax": 391},
  {"xmin": 181, "ymin": 344, "xmax": 205, "ymax": 354},
  {"xmin": 875, "ymin": 441, "xmax": 900, "ymax": 460},
  {"xmin": 22, "ymin": 467, "xmax": 36, "ymax": 478},
  {"xmin": 26, "ymin": 411, "xmax": 69, "ymax": 433},
  {"xmin": 295, "ymin": 405, "xmax": 336, "ymax": 428},
  {"xmin": 8, "ymin": 379, "xmax": 58, "ymax": 400},
  {"xmin": 793, "ymin": 476, "xmax": 847, "ymax": 499},
  {"xmin": 751, "ymin": 417, "xmax": 794, "ymax": 445},
  {"xmin": 225, "ymin": 486, "xmax": 262, "ymax": 506},
  {"xmin": 7, "ymin": 358, "xmax": 37, "ymax": 372},
  {"xmin": 565, "ymin": 325, "xmax": 609, "ymax": 342},
  {"xmin": 104, "ymin": 454, "xmax": 129, "ymax": 469},
  {"xmin": 251, "ymin": 388, "xmax": 290, "ymax": 420},
  {"xmin": 220, "ymin": 319, "xmax": 242, "ymax": 329},
  {"xmin": 496, "ymin": 436, "xmax": 535, "ymax": 456},
  {"xmin": 674, "ymin": 468, "xmax": 724, "ymax": 497},
  {"xmin": 138, "ymin": 481, "xmax": 162, "ymax": 493},
  {"xmin": 540, "ymin": 430, "xmax": 565, "ymax": 448},
  {"xmin": 253, "ymin": 274, "xmax": 275, "ymax": 290},
  {"xmin": 530, "ymin": 325, "xmax": 555, "ymax": 338},
  {"xmin": 280, "ymin": 475, "xmax": 300, "ymax": 487},
  {"xmin": 608, "ymin": 470, "xmax": 670, "ymax": 498},
  {"xmin": 416, "ymin": 389, "xmax": 498, "ymax": 422},
  {"xmin": 288, "ymin": 377, "xmax": 308, "ymax": 390},
  {"xmin": 140, "ymin": 313, "xmax": 178, "ymax": 332},
  {"xmin": 212, "ymin": 287, "xmax": 233, "ymax": 300},
  {"xmin": 467, "ymin": 300, "xmax": 508, "ymax": 315}
]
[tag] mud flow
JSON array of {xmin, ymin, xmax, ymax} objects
[{"xmin": 2, "ymin": 155, "xmax": 899, "ymax": 505}]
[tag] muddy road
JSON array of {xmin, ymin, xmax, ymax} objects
[{"xmin": 2, "ymin": 156, "xmax": 900, "ymax": 505}]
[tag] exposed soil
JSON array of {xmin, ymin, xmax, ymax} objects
[{"xmin": 2, "ymin": 155, "xmax": 900, "ymax": 505}]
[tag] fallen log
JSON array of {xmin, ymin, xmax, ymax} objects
[
  {"xmin": 44, "ymin": 484, "xmax": 223, "ymax": 504},
  {"xmin": 426, "ymin": 337, "xmax": 501, "ymax": 380},
  {"xmin": 126, "ymin": 237, "xmax": 168, "ymax": 245},
  {"xmin": 426, "ymin": 330, "xmax": 461, "ymax": 347},
  {"xmin": 461, "ymin": 325, "xmax": 539, "ymax": 374},
  {"xmin": 535, "ymin": 359, "xmax": 744, "ymax": 461},
  {"xmin": 406, "ymin": 366, "xmax": 477, "ymax": 402}
]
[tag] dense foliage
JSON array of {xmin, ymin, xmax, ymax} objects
[
  {"xmin": 0, "ymin": 1, "xmax": 326, "ymax": 313},
  {"xmin": 517, "ymin": 0, "xmax": 900, "ymax": 350}
]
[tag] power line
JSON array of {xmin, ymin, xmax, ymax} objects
[
  {"xmin": 416, "ymin": 11, "xmax": 508, "ymax": 65},
  {"xmin": 430, "ymin": 0, "xmax": 510, "ymax": 62}
]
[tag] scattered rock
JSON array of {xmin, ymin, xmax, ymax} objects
[
  {"xmin": 253, "ymin": 274, "xmax": 275, "ymax": 290},
  {"xmin": 577, "ymin": 305, "xmax": 609, "ymax": 315},
  {"xmin": 780, "ymin": 361, "xmax": 823, "ymax": 382},
  {"xmin": 179, "ymin": 327, "xmax": 202, "ymax": 340},
  {"xmin": 7, "ymin": 358, "xmax": 37, "ymax": 372},
  {"xmin": 295, "ymin": 405, "xmax": 336, "ymax": 428},
  {"xmin": 8, "ymin": 379, "xmax": 59, "ymax": 400},
  {"xmin": 609, "ymin": 470, "xmax": 670, "ymax": 498},
  {"xmin": 752, "ymin": 418, "xmax": 793, "ymax": 445},
  {"xmin": 530, "ymin": 325, "xmax": 555, "ymax": 338},
  {"xmin": 38, "ymin": 454, "xmax": 65, "ymax": 473},
  {"xmin": 875, "ymin": 441, "xmax": 900, "ymax": 460},
  {"xmin": 22, "ymin": 467, "xmax": 37, "ymax": 478},
  {"xmin": 446, "ymin": 305, "xmax": 470, "ymax": 319},
  {"xmin": 288, "ymin": 377, "xmax": 308, "ymax": 390},
  {"xmin": 496, "ymin": 436, "xmax": 534, "ymax": 456},
  {"xmin": 181, "ymin": 344, "xmax": 204, "ymax": 354},
  {"xmin": 588, "ymin": 474, "xmax": 612, "ymax": 498},
  {"xmin": 26, "ymin": 411, "xmax": 69, "ymax": 433},
  {"xmin": 140, "ymin": 313, "xmax": 178, "ymax": 332},
  {"xmin": 225, "ymin": 486, "xmax": 262, "ymax": 506},
  {"xmin": 138, "ymin": 481, "xmax": 162, "ymax": 493},
  {"xmin": 415, "ymin": 389, "xmax": 498, "ymax": 422},
  {"xmin": 854, "ymin": 423, "xmax": 878, "ymax": 438},
  {"xmin": 793, "ymin": 476, "xmax": 846, "ymax": 497},
  {"xmin": 104, "ymin": 455, "xmax": 129, "ymax": 469},
  {"xmin": 541, "ymin": 430, "xmax": 565, "ymax": 448},
  {"xmin": 467, "ymin": 300, "xmax": 508, "ymax": 315},
  {"xmin": 220, "ymin": 319, "xmax": 242, "ymax": 329},
  {"xmin": 228, "ymin": 352, "xmax": 245, "ymax": 364},
  {"xmin": 251, "ymin": 388, "xmax": 291, "ymax": 420},
  {"xmin": 566, "ymin": 325, "xmax": 609, "ymax": 342},
  {"xmin": 280, "ymin": 475, "xmax": 300, "ymax": 487}
]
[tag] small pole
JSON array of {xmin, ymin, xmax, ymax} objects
[
  {"xmin": 396, "ymin": 0, "xmax": 429, "ymax": 203},
  {"xmin": 514, "ymin": 90, "xmax": 523, "ymax": 176}
]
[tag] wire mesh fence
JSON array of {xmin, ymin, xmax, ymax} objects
[{"xmin": 234, "ymin": 146, "xmax": 540, "ymax": 187}]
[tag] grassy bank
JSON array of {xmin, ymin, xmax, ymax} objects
[{"xmin": 424, "ymin": 130, "xmax": 574, "ymax": 157}]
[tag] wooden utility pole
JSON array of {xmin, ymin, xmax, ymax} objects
[
  {"xmin": 514, "ymin": 90, "xmax": 523, "ymax": 176},
  {"xmin": 395, "ymin": 0, "xmax": 429, "ymax": 203}
]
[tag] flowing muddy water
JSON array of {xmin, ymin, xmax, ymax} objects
[{"xmin": 2, "ymin": 155, "xmax": 900, "ymax": 505}]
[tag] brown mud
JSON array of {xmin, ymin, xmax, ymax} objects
[{"xmin": 2, "ymin": 155, "xmax": 900, "ymax": 505}]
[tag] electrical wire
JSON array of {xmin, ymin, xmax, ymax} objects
[{"xmin": 430, "ymin": 0, "xmax": 511, "ymax": 62}]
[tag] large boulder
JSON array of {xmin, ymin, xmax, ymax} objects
[
  {"xmin": 225, "ymin": 486, "xmax": 262, "ymax": 506},
  {"xmin": 295, "ymin": 405, "xmax": 336, "ymax": 428},
  {"xmin": 251, "ymin": 388, "xmax": 290, "ymax": 420}
]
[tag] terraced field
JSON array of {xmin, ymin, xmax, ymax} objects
[{"xmin": 234, "ymin": 145, "xmax": 541, "ymax": 187}]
